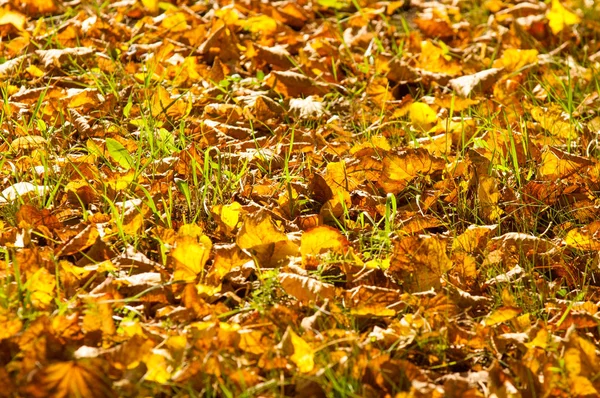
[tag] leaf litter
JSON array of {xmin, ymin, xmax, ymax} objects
[{"xmin": 0, "ymin": 0, "xmax": 600, "ymax": 396}]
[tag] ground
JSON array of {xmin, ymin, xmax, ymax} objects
[{"xmin": 1, "ymin": 0, "xmax": 600, "ymax": 397}]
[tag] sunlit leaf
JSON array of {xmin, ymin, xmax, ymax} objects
[
  {"xmin": 493, "ymin": 49, "xmax": 538, "ymax": 72},
  {"xmin": 484, "ymin": 306, "xmax": 522, "ymax": 326},
  {"xmin": 409, "ymin": 102, "xmax": 437, "ymax": 131},
  {"xmin": 172, "ymin": 231, "xmax": 212, "ymax": 282},
  {"xmin": 278, "ymin": 272, "xmax": 336, "ymax": 304},
  {"xmin": 25, "ymin": 359, "xmax": 115, "ymax": 398},
  {"xmin": 390, "ymin": 235, "xmax": 452, "ymax": 291},
  {"xmin": 236, "ymin": 209, "xmax": 288, "ymax": 250},
  {"xmin": 300, "ymin": 225, "xmax": 348, "ymax": 265},
  {"xmin": 564, "ymin": 221, "xmax": 600, "ymax": 251},
  {"xmin": 379, "ymin": 148, "xmax": 445, "ymax": 194},
  {"xmin": 538, "ymin": 146, "xmax": 593, "ymax": 180},
  {"xmin": 279, "ymin": 327, "xmax": 315, "ymax": 373},
  {"xmin": 547, "ymin": 0, "xmax": 581, "ymax": 35},
  {"xmin": 105, "ymin": 138, "xmax": 134, "ymax": 170}
]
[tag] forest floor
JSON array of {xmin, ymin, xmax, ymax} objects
[{"xmin": 1, "ymin": 0, "xmax": 600, "ymax": 396}]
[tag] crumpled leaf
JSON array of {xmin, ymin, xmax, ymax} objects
[
  {"xmin": 379, "ymin": 148, "xmax": 445, "ymax": 194},
  {"xmin": 25, "ymin": 359, "xmax": 115, "ymax": 398},
  {"xmin": 390, "ymin": 234, "xmax": 453, "ymax": 291},
  {"xmin": 265, "ymin": 70, "xmax": 329, "ymax": 98},
  {"xmin": 278, "ymin": 272, "xmax": 336, "ymax": 304}
]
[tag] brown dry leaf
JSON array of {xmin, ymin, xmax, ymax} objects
[
  {"xmin": 25, "ymin": 359, "xmax": 115, "ymax": 398},
  {"xmin": 36, "ymin": 47, "xmax": 94, "ymax": 69},
  {"xmin": 449, "ymin": 68, "xmax": 503, "ymax": 97},
  {"xmin": 379, "ymin": 148, "xmax": 445, "ymax": 194},
  {"xmin": 56, "ymin": 224, "xmax": 100, "ymax": 257},
  {"xmin": 452, "ymin": 224, "xmax": 499, "ymax": 254},
  {"xmin": 278, "ymin": 272, "xmax": 336, "ymax": 304},
  {"xmin": 531, "ymin": 105, "xmax": 579, "ymax": 140},
  {"xmin": 390, "ymin": 235, "xmax": 453, "ymax": 291},
  {"xmin": 538, "ymin": 146, "xmax": 593, "ymax": 180},
  {"xmin": 16, "ymin": 205, "xmax": 61, "ymax": 231},
  {"xmin": 264, "ymin": 70, "xmax": 329, "ymax": 98}
]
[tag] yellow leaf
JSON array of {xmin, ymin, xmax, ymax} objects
[
  {"xmin": 538, "ymin": 146, "xmax": 593, "ymax": 180},
  {"xmin": 27, "ymin": 268, "xmax": 55, "ymax": 308},
  {"xmin": 238, "ymin": 329, "xmax": 266, "ymax": 355},
  {"xmin": 409, "ymin": 102, "xmax": 437, "ymax": 131},
  {"xmin": 0, "ymin": 8, "xmax": 26, "ymax": 32},
  {"xmin": 280, "ymin": 327, "xmax": 314, "ymax": 373},
  {"xmin": 143, "ymin": 349, "xmax": 172, "ymax": 384},
  {"xmin": 531, "ymin": 105, "xmax": 577, "ymax": 140},
  {"xmin": 243, "ymin": 15, "xmax": 278, "ymax": 35},
  {"xmin": 140, "ymin": 0, "xmax": 158, "ymax": 13},
  {"xmin": 172, "ymin": 233, "xmax": 212, "ymax": 282},
  {"xmin": 236, "ymin": 209, "xmax": 288, "ymax": 250},
  {"xmin": 493, "ymin": 49, "xmax": 538, "ymax": 72},
  {"xmin": 301, "ymin": 226, "xmax": 348, "ymax": 265},
  {"xmin": 212, "ymin": 202, "xmax": 244, "ymax": 235},
  {"xmin": 564, "ymin": 221, "xmax": 600, "ymax": 251},
  {"xmin": 484, "ymin": 306, "xmax": 522, "ymax": 326},
  {"xmin": 452, "ymin": 224, "xmax": 498, "ymax": 254},
  {"xmin": 379, "ymin": 148, "xmax": 446, "ymax": 194},
  {"xmin": 25, "ymin": 360, "xmax": 115, "ymax": 398},
  {"xmin": 547, "ymin": 0, "xmax": 581, "ymax": 35},
  {"xmin": 569, "ymin": 376, "xmax": 598, "ymax": 396},
  {"xmin": 0, "ymin": 308, "xmax": 22, "ymax": 340},
  {"xmin": 478, "ymin": 175, "xmax": 503, "ymax": 222},
  {"xmin": 390, "ymin": 235, "xmax": 453, "ymax": 291}
]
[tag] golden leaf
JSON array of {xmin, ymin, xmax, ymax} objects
[
  {"xmin": 279, "ymin": 327, "xmax": 315, "ymax": 373},
  {"xmin": 493, "ymin": 48, "xmax": 538, "ymax": 72},
  {"xmin": 379, "ymin": 148, "xmax": 445, "ymax": 194},
  {"xmin": 172, "ymin": 233, "xmax": 212, "ymax": 282},
  {"xmin": 26, "ymin": 359, "xmax": 115, "ymax": 398},
  {"xmin": 452, "ymin": 224, "xmax": 498, "ymax": 254},
  {"xmin": 300, "ymin": 226, "xmax": 348, "ymax": 265},
  {"xmin": 236, "ymin": 210, "xmax": 288, "ymax": 250},
  {"xmin": 478, "ymin": 175, "xmax": 503, "ymax": 222},
  {"xmin": 564, "ymin": 221, "xmax": 600, "ymax": 251},
  {"xmin": 0, "ymin": 307, "xmax": 22, "ymax": 340},
  {"xmin": 390, "ymin": 235, "xmax": 453, "ymax": 291},
  {"xmin": 409, "ymin": 102, "xmax": 437, "ymax": 131},
  {"xmin": 278, "ymin": 272, "xmax": 336, "ymax": 304},
  {"xmin": 547, "ymin": 0, "xmax": 581, "ymax": 35},
  {"xmin": 538, "ymin": 146, "xmax": 593, "ymax": 180},
  {"xmin": 212, "ymin": 202, "xmax": 244, "ymax": 235},
  {"xmin": 531, "ymin": 105, "xmax": 578, "ymax": 140},
  {"xmin": 27, "ymin": 268, "xmax": 55, "ymax": 308},
  {"xmin": 484, "ymin": 306, "xmax": 522, "ymax": 326}
]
